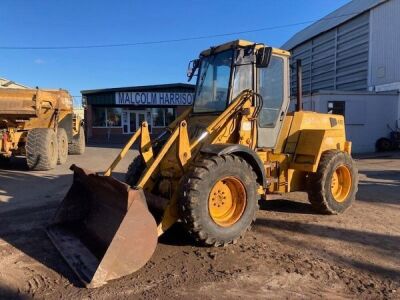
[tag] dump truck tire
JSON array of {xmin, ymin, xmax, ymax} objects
[
  {"xmin": 26, "ymin": 128, "xmax": 58, "ymax": 171},
  {"xmin": 68, "ymin": 127, "xmax": 85, "ymax": 155},
  {"xmin": 57, "ymin": 128, "xmax": 68, "ymax": 165},
  {"xmin": 308, "ymin": 150, "xmax": 358, "ymax": 214},
  {"xmin": 180, "ymin": 154, "xmax": 259, "ymax": 246}
]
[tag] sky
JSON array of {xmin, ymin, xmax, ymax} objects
[{"xmin": 0, "ymin": 0, "xmax": 349, "ymax": 106}]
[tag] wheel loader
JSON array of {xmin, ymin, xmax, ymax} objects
[
  {"xmin": 0, "ymin": 88, "xmax": 85, "ymax": 170},
  {"xmin": 47, "ymin": 40, "xmax": 358, "ymax": 287}
]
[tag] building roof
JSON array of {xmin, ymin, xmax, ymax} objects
[
  {"xmin": 282, "ymin": 0, "xmax": 388, "ymax": 50},
  {"xmin": 81, "ymin": 83, "xmax": 195, "ymax": 95},
  {"xmin": 0, "ymin": 77, "xmax": 30, "ymax": 89}
]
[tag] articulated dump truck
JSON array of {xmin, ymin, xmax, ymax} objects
[
  {"xmin": 48, "ymin": 40, "xmax": 358, "ymax": 287},
  {"xmin": 0, "ymin": 88, "xmax": 85, "ymax": 170}
]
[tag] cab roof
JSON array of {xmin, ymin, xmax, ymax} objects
[{"xmin": 200, "ymin": 40, "xmax": 290, "ymax": 57}]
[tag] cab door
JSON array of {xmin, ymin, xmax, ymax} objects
[{"xmin": 257, "ymin": 54, "xmax": 290, "ymax": 148}]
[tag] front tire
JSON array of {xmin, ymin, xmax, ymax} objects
[
  {"xmin": 125, "ymin": 155, "xmax": 145, "ymax": 186},
  {"xmin": 308, "ymin": 150, "xmax": 358, "ymax": 214},
  {"xmin": 26, "ymin": 128, "xmax": 58, "ymax": 171},
  {"xmin": 179, "ymin": 154, "xmax": 259, "ymax": 246}
]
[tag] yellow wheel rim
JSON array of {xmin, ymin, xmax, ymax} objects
[
  {"xmin": 208, "ymin": 177, "xmax": 246, "ymax": 227},
  {"xmin": 331, "ymin": 165, "xmax": 352, "ymax": 203}
]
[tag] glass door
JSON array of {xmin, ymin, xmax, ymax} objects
[
  {"xmin": 129, "ymin": 111, "xmax": 137, "ymax": 133},
  {"xmin": 137, "ymin": 112, "xmax": 146, "ymax": 130},
  {"xmin": 127, "ymin": 110, "xmax": 148, "ymax": 133}
]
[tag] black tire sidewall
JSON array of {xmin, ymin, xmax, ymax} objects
[
  {"xmin": 125, "ymin": 155, "xmax": 145, "ymax": 186},
  {"xmin": 45, "ymin": 129, "xmax": 58, "ymax": 169},
  {"xmin": 26, "ymin": 128, "xmax": 58, "ymax": 170},
  {"xmin": 181, "ymin": 155, "xmax": 259, "ymax": 244},
  {"xmin": 320, "ymin": 152, "xmax": 357, "ymax": 213},
  {"xmin": 57, "ymin": 128, "xmax": 68, "ymax": 165}
]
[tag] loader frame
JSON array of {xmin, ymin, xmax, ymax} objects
[{"xmin": 104, "ymin": 90, "xmax": 260, "ymax": 235}]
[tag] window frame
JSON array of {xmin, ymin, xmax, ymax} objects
[
  {"xmin": 192, "ymin": 49, "xmax": 235, "ymax": 115},
  {"xmin": 257, "ymin": 55, "xmax": 285, "ymax": 128},
  {"xmin": 151, "ymin": 107, "xmax": 166, "ymax": 128},
  {"xmin": 327, "ymin": 101, "xmax": 345, "ymax": 116},
  {"xmin": 92, "ymin": 106, "xmax": 123, "ymax": 128}
]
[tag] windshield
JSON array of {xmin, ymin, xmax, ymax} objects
[{"xmin": 193, "ymin": 50, "xmax": 233, "ymax": 113}]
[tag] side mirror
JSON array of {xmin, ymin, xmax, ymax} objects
[
  {"xmin": 187, "ymin": 59, "xmax": 200, "ymax": 81},
  {"xmin": 256, "ymin": 47, "xmax": 272, "ymax": 68}
]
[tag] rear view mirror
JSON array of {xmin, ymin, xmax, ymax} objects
[
  {"xmin": 187, "ymin": 59, "xmax": 200, "ymax": 81},
  {"xmin": 256, "ymin": 47, "xmax": 272, "ymax": 68}
]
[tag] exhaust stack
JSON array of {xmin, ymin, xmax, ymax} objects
[{"xmin": 296, "ymin": 59, "xmax": 303, "ymax": 112}]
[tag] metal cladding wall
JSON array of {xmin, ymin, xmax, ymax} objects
[
  {"xmin": 290, "ymin": 12, "xmax": 370, "ymax": 95},
  {"xmin": 369, "ymin": 0, "xmax": 400, "ymax": 87},
  {"xmin": 289, "ymin": 91, "xmax": 399, "ymax": 153}
]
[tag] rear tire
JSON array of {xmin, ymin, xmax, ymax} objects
[
  {"xmin": 57, "ymin": 128, "xmax": 68, "ymax": 165},
  {"xmin": 68, "ymin": 126, "xmax": 85, "ymax": 155},
  {"xmin": 179, "ymin": 154, "xmax": 259, "ymax": 246},
  {"xmin": 26, "ymin": 128, "xmax": 58, "ymax": 171},
  {"xmin": 308, "ymin": 150, "xmax": 358, "ymax": 214}
]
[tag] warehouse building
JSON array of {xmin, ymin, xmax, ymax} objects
[
  {"xmin": 283, "ymin": 0, "xmax": 400, "ymax": 152},
  {"xmin": 82, "ymin": 83, "xmax": 195, "ymax": 143}
]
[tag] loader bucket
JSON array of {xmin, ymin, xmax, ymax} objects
[{"xmin": 47, "ymin": 165, "xmax": 158, "ymax": 288}]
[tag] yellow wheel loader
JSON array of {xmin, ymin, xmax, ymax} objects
[{"xmin": 47, "ymin": 40, "xmax": 358, "ymax": 287}]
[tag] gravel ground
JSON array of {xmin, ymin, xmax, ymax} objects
[{"xmin": 0, "ymin": 147, "xmax": 399, "ymax": 299}]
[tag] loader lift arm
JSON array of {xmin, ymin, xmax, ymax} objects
[{"xmin": 103, "ymin": 89, "xmax": 260, "ymax": 235}]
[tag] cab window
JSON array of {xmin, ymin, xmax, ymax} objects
[{"xmin": 258, "ymin": 56, "xmax": 284, "ymax": 127}]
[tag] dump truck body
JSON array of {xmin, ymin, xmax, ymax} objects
[
  {"xmin": 0, "ymin": 88, "xmax": 85, "ymax": 169},
  {"xmin": 49, "ymin": 40, "xmax": 358, "ymax": 287}
]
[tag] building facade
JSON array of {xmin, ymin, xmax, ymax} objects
[
  {"xmin": 82, "ymin": 83, "xmax": 195, "ymax": 143},
  {"xmin": 283, "ymin": 0, "xmax": 400, "ymax": 152}
]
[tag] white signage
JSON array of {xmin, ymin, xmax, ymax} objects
[{"xmin": 115, "ymin": 92, "xmax": 194, "ymax": 106}]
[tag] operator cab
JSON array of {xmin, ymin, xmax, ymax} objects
[{"xmin": 187, "ymin": 40, "xmax": 290, "ymax": 148}]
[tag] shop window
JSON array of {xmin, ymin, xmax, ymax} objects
[
  {"xmin": 165, "ymin": 108, "xmax": 176, "ymax": 126},
  {"xmin": 93, "ymin": 107, "xmax": 122, "ymax": 127},
  {"xmin": 106, "ymin": 108, "xmax": 122, "ymax": 127},
  {"xmin": 93, "ymin": 107, "xmax": 106, "ymax": 127},
  {"xmin": 327, "ymin": 101, "xmax": 345, "ymax": 116},
  {"xmin": 152, "ymin": 108, "xmax": 165, "ymax": 127}
]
